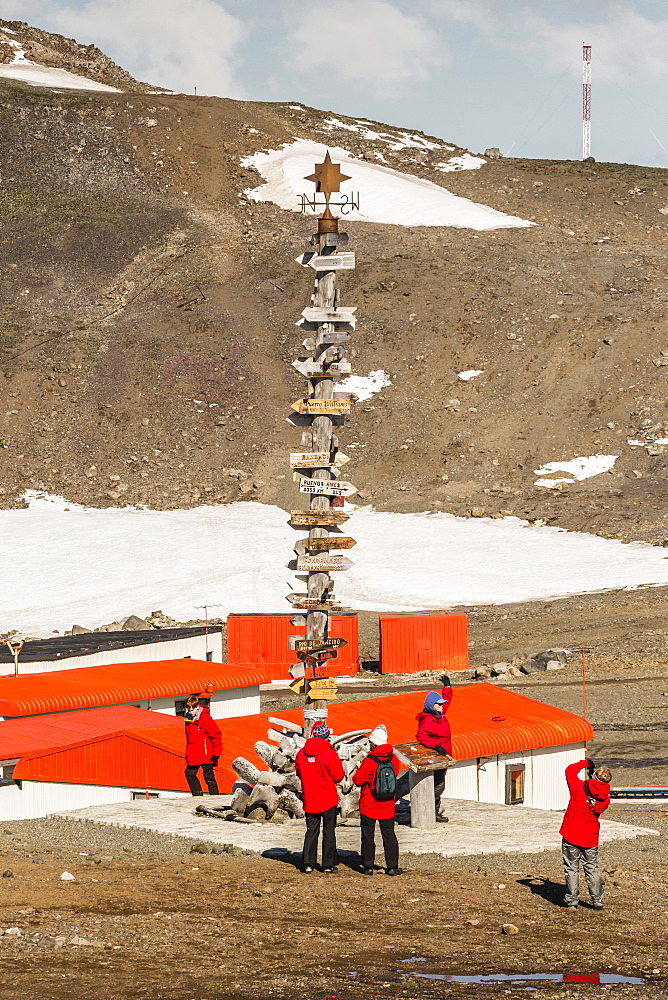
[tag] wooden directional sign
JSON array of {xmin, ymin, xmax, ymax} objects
[
  {"xmin": 290, "ymin": 451, "xmax": 350, "ymax": 469},
  {"xmin": 290, "ymin": 452, "xmax": 330, "ymax": 468},
  {"xmin": 296, "ymin": 555, "xmax": 354, "ymax": 571},
  {"xmin": 308, "ymin": 253, "xmax": 355, "ymax": 272},
  {"xmin": 293, "ymin": 636, "xmax": 348, "ymax": 652},
  {"xmin": 305, "ymin": 536, "xmax": 356, "ymax": 552},
  {"xmin": 288, "ymin": 596, "xmax": 352, "ymax": 612},
  {"xmin": 289, "ymin": 510, "xmax": 350, "ymax": 526},
  {"xmin": 299, "ymin": 478, "xmax": 358, "ymax": 497},
  {"xmin": 292, "ymin": 358, "xmax": 352, "ymax": 379},
  {"xmin": 320, "ymin": 331, "xmax": 351, "ymax": 346},
  {"xmin": 301, "ymin": 307, "xmax": 357, "ymax": 325},
  {"xmin": 290, "ymin": 398, "xmax": 351, "ymax": 415},
  {"xmin": 308, "ymin": 678, "xmax": 339, "ymax": 699}
]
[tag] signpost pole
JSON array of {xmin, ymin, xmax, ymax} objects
[{"xmin": 287, "ymin": 152, "xmax": 357, "ymax": 736}]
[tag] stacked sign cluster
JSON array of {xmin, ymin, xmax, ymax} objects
[{"xmin": 285, "ymin": 154, "xmax": 359, "ymax": 716}]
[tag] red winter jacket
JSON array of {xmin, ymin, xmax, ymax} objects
[
  {"xmin": 415, "ymin": 687, "xmax": 453, "ymax": 756},
  {"xmin": 353, "ymin": 744, "xmax": 402, "ymax": 819},
  {"xmin": 295, "ymin": 737, "xmax": 345, "ymax": 814},
  {"xmin": 184, "ymin": 706, "xmax": 222, "ymax": 766},
  {"xmin": 559, "ymin": 760, "xmax": 610, "ymax": 848}
]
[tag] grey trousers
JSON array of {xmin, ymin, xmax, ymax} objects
[{"xmin": 562, "ymin": 839, "xmax": 603, "ymax": 906}]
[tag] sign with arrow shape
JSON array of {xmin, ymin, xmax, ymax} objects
[
  {"xmin": 290, "ymin": 399, "xmax": 351, "ymax": 416},
  {"xmin": 296, "ymin": 555, "xmax": 354, "ymax": 571},
  {"xmin": 301, "ymin": 306, "xmax": 357, "ymax": 325},
  {"xmin": 292, "ymin": 636, "xmax": 348, "ymax": 652},
  {"xmin": 298, "ymin": 478, "xmax": 358, "ymax": 497},
  {"xmin": 305, "ymin": 536, "xmax": 356, "ymax": 552},
  {"xmin": 289, "ymin": 510, "xmax": 350, "ymax": 526},
  {"xmin": 292, "ymin": 358, "xmax": 352, "ymax": 378}
]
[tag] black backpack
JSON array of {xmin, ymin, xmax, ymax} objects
[{"xmin": 370, "ymin": 754, "xmax": 397, "ymax": 801}]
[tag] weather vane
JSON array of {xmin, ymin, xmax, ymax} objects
[{"xmin": 300, "ymin": 151, "xmax": 359, "ymax": 233}]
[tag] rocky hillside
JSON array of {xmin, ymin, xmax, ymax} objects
[
  {"xmin": 1, "ymin": 23, "xmax": 667, "ymax": 546},
  {"xmin": 0, "ymin": 18, "xmax": 155, "ymax": 91}
]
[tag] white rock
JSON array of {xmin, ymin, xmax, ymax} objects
[
  {"xmin": 4, "ymin": 927, "xmax": 21, "ymax": 937},
  {"xmin": 60, "ymin": 871, "xmax": 76, "ymax": 881}
]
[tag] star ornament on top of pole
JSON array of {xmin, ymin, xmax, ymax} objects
[{"xmin": 300, "ymin": 151, "xmax": 359, "ymax": 233}]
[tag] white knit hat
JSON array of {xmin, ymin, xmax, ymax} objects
[{"xmin": 369, "ymin": 725, "xmax": 387, "ymax": 746}]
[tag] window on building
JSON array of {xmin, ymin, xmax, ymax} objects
[
  {"xmin": 174, "ymin": 699, "xmax": 186, "ymax": 717},
  {"xmin": 0, "ymin": 762, "xmax": 17, "ymax": 786},
  {"xmin": 132, "ymin": 791, "xmax": 159, "ymax": 800},
  {"xmin": 206, "ymin": 651, "xmax": 213, "ymax": 661},
  {"xmin": 505, "ymin": 763, "xmax": 525, "ymax": 805}
]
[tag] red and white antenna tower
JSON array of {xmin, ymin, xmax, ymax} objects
[{"xmin": 582, "ymin": 44, "xmax": 592, "ymax": 159}]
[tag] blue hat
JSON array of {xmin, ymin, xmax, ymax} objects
[
  {"xmin": 311, "ymin": 722, "xmax": 331, "ymax": 739},
  {"xmin": 424, "ymin": 691, "xmax": 445, "ymax": 713}
]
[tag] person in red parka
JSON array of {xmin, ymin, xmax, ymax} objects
[
  {"xmin": 415, "ymin": 679, "xmax": 453, "ymax": 821},
  {"xmin": 295, "ymin": 722, "xmax": 344, "ymax": 873},
  {"xmin": 183, "ymin": 693, "xmax": 222, "ymax": 796},
  {"xmin": 560, "ymin": 759, "xmax": 611, "ymax": 910},
  {"xmin": 353, "ymin": 724, "xmax": 402, "ymax": 876}
]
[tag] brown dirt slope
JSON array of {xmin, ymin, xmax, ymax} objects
[{"xmin": 0, "ymin": 35, "xmax": 667, "ymax": 546}]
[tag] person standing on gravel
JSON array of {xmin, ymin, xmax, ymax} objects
[
  {"xmin": 353, "ymin": 724, "xmax": 402, "ymax": 876},
  {"xmin": 183, "ymin": 694, "xmax": 222, "ymax": 796},
  {"xmin": 295, "ymin": 722, "xmax": 345, "ymax": 873},
  {"xmin": 415, "ymin": 678, "xmax": 454, "ymax": 822},
  {"xmin": 560, "ymin": 759, "xmax": 612, "ymax": 910}
]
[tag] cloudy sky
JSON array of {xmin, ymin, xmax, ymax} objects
[{"xmin": 2, "ymin": 0, "xmax": 668, "ymax": 167}]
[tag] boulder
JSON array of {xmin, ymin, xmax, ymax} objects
[
  {"xmin": 254, "ymin": 741, "xmax": 275, "ymax": 766},
  {"xmin": 71, "ymin": 624, "xmax": 92, "ymax": 635},
  {"xmin": 474, "ymin": 666, "xmax": 491, "ymax": 679},
  {"xmin": 485, "ymin": 147, "xmax": 502, "ymax": 159},
  {"xmin": 520, "ymin": 658, "xmax": 546, "ymax": 674},
  {"xmin": 535, "ymin": 649, "xmax": 568, "ymax": 666},
  {"xmin": 122, "ymin": 615, "xmax": 151, "ymax": 631},
  {"xmin": 545, "ymin": 659, "xmax": 564, "ymax": 671},
  {"xmin": 277, "ymin": 789, "xmax": 304, "ymax": 819},
  {"xmin": 491, "ymin": 662, "xmax": 509, "ymax": 676}
]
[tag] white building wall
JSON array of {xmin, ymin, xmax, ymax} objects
[
  {"xmin": 2, "ymin": 632, "xmax": 223, "ymax": 677},
  {"xmin": 0, "ymin": 781, "xmax": 190, "ymax": 821},
  {"xmin": 125, "ymin": 686, "xmax": 260, "ymax": 719},
  {"xmin": 441, "ymin": 743, "xmax": 587, "ymax": 811}
]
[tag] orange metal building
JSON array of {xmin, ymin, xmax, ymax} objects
[
  {"xmin": 0, "ymin": 685, "xmax": 594, "ymax": 816},
  {"xmin": 379, "ymin": 613, "xmax": 469, "ymax": 674},
  {"xmin": 226, "ymin": 613, "xmax": 359, "ymax": 680}
]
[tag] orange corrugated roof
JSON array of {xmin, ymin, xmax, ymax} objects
[
  {"xmin": 0, "ymin": 706, "xmax": 181, "ymax": 760},
  {"xmin": 207, "ymin": 684, "xmax": 592, "ymax": 780},
  {"xmin": 12, "ymin": 685, "xmax": 593, "ymax": 794},
  {"xmin": 0, "ymin": 659, "xmax": 269, "ymax": 718}
]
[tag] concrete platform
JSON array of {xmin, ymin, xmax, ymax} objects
[{"xmin": 53, "ymin": 798, "xmax": 659, "ymax": 860}]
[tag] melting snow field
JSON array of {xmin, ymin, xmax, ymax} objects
[
  {"xmin": 241, "ymin": 139, "xmax": 532, "ymax": 231},
  {"xmin": 534, "ymin": 454, "xmax": 618, "ymax": 489},
  {"xmin": 2, "ymin": 494, "xmax": 668, "ymax": 635},
  {"xmin": 0, "ymin": 62, "xmax": 120, "ymax": 91}
]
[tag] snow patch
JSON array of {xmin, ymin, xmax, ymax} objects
[
  {"xmin": 337, "ymin": 370, "xmax": 391, "ymax": 402},
  {"xmin": 436, "ymin": 154, "xmax": 486, "ymax": 172},
  {"xmin": 2, "ymin": 498, "xmax": 668, "ymax": 634},
  {"xmin": 534, "ymin": 454, "xmax": 617, "ymax": 489},
  {"xmin": 240, "ymin": 139, "xmax": 533, "ymax": 232},
  {"xmin": 458, "ymin": 370, "xmax": 484, "ymax": 381},
  {"xmin": 320, "ymin": 117, "xmax": 449, "ymax": 152},
  {"xmin": 0, "ymin": 61, "xmax": 120, "ymax": 91}
]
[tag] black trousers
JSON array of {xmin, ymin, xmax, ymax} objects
[
  {"xmin": 360, "ymin": 813, "xmax": 399, "ymax": 871},
  {"xmin": 434, "ymin": 768, "xmax": 446, "ymax": 813},
  {"xmin": 303, "ymin": 806, "xmax": 338, "ymax": 868},
  {"xmin": 185, "ymin": 763, "xmax": 219, "ymax": 796}
]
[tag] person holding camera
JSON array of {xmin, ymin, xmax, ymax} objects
[
  {"xmin": 183, "ymin": 693, "xmax": 222, "ymax": 796},
  {"xmin": 560, "ymin": 758, "xmax": 612, "ymax": 910}
]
